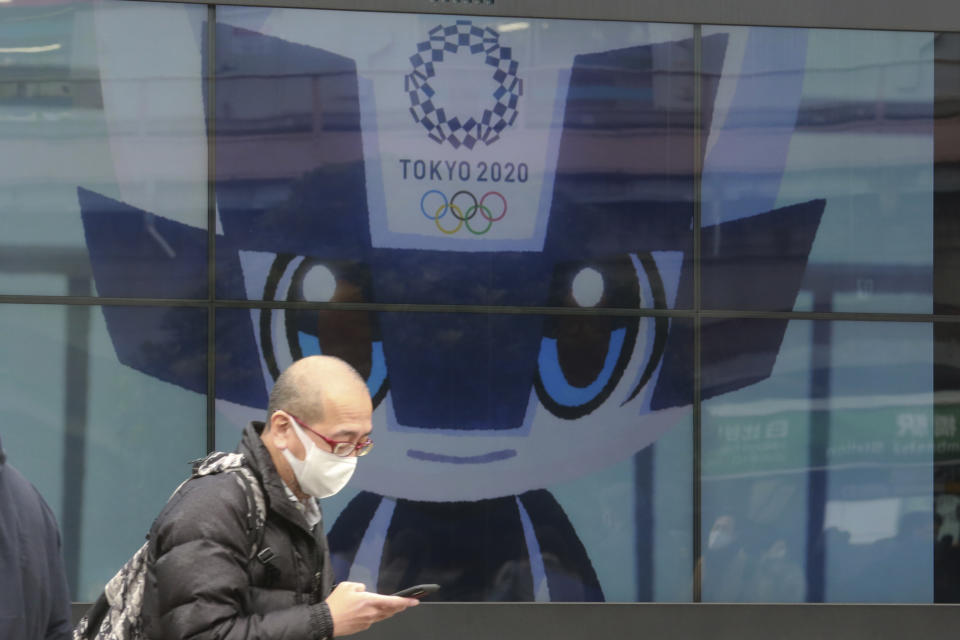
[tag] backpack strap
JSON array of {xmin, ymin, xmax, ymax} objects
[
  {"xmin": 230, "ymin": 466, "xmax": 267, "ymax": 560},
  {"xmin": 192, "ymin": 451, "xmax": 267, "ymax": 560}
]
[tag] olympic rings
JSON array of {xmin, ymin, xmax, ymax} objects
[
  {"xmin": 419, "ymin": 190, "xmax": 507, "ymax": 236},
  {"xmin": 420, "ymin": 190, "xmax": 447, "ymax": 221},
  {"xmin": 478, "ymin": 191, "xmax": 507, "ymax": 222},
  {"xmin": 465, "ymin": 205, "xmax": 493, "ymax": 235},
  {"xmin": 449, "ymin": 191, "xmax": 478, "ymax": 221},
  {"xmin": 434, "ymin": 203, "xmax": 462, "ymax": 235}
]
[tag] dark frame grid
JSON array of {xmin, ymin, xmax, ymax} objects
[
  {"xmin": 691, "ymin": 22, "xmax": 703, "ymax": 603},
  {"xmin": 1, "ymin": 0, "xmax": 958, "ymax": 609},
  {"xmin": 139, "ymin": 0, "xmax": 960, "ymax": 33}
]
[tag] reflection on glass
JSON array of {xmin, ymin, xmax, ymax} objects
[
  {"xmin": 0, "ymin": 1, "xmax": 207, "ymax": 298},
  {"xmin": 2, "ymin": 0, "xmax": 955, "ymax": 609},
  {"xmin": 932, "ymin": 31, "xmax": 960, "ymax": 604},
  {"xmin": 216, "ymin": 307, "xmax": 692, "ymax": 601},
  {"xmin": 701, "ymin": 319, "xmax": 934, "ymax": 602},
  {"xmin": 0, "ymin": 304, "xmax": 206, "ymax": 600},
  {"xmin": 701, "ymin": 26, "xmax": 934, "ymax": 314}
]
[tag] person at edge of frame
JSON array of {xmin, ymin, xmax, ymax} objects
[{"xmin": 0, "ymin": 433, "xmax": 73, "ymax": 640}]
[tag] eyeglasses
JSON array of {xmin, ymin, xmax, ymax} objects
[{"xmin": 281, "ymin": 411, "xmax": 373, "ymax": 457}]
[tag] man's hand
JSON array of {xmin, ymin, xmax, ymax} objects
[{"xmin": 326, "ymin": 581, "xmax": 419, "ymax": 636}]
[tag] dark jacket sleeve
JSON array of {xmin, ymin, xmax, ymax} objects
[{"xmin": 143, "ymin": 474, "xmax": 333, "ymax": 640}]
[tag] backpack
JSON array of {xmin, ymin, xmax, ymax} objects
[{"xmin": 73, "ymin": 452, "xmax": 266, "ymax": 640}]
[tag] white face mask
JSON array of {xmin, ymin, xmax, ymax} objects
[{"xmin": 280, "ymin": 415, "xmax": 357, "ymax": 498}]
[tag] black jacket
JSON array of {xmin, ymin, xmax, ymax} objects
[
  {"xmin": 0, "ymin": 435, "xmax": 72, "ymax": 640},
  {"xmin": 143, "ymin": 422, "xmax": 335, "ymax": 640}
]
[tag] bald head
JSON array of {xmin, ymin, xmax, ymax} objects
[{"xmin": 266, "ymin": 356, "xmax": 366, "ymax": 425}]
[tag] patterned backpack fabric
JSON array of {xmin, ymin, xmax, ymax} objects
[{"xmin": 73, "ymin": 452, "xmax": 266, "ymax": 640}]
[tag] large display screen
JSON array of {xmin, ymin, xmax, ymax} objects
[{"xmin": 2, "ymin": 0, "xmax": 959, "ymax": 604}]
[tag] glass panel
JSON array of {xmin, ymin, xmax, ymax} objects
[
  {"xmin": 212, "ymin": 8, "xmax": 696, "ymax": 310},
  {"xmin": 0, "ymin": 303, "xmax": 206, "ymax": 601},
  {"xmin": 701, "ymin": 26, "xmax": 934, "ymax": 314},
  {"xmin": 0, "ymin": 1, "xmax": 208, "ymax": 298},
  {"xmin": 216, "ymin": 307, "xmax": 692, "ymax": 601},
  {"xmin": 701, "ymin": 318, "xmax": 934, "ymax": 603},
  {"xmin": 933, "ymin": 31, "xmax": 960, "ymax": 604}
]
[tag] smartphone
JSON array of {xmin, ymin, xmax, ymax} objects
[{"xmin": 391, "ymin": 583, "xmax": 441, "ymax": 599}]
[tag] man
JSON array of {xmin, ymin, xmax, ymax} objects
[
  {"xmin": 0, "ymin": 434, "xmax": 73, "ymax": 640},
  {"xmin": 142, "ymin": 356, "xmax": 417, "ymax": 639}
]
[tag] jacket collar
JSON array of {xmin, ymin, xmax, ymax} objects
[{"xmin": 238, "ymin": 421, "xmax": 318, "ymax": 534}]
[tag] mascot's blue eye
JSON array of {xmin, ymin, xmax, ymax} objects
[
  {"xmin": 260, "ymin": 255, "xmax": 388, "ymax": 407},
  {"xmin": 534, "ymin": 253, "xmax": 667, "ymax": 419}
]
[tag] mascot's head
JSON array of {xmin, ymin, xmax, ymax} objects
[{"xmin": 78, "ymin": 20, "xmax": 823, "ymax": 502}]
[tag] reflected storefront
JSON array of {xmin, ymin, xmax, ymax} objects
[{"xmin": 1, "ymin": 0, "xmax": 960, "ymax": 609}]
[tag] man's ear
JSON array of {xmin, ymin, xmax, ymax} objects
[{"xmin": 268, "ymin": 411, "xmax": 292, "ymax": 450}]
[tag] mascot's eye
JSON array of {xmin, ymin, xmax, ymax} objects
[
  {"xmin": 534, "ymin": 254, "xmax": 668, "ymax": 419},
  {"xmin": 260, "ymin": 255, "xmax": 388, "ymax": 407},
  {"xmin": 571, "ymin": 267, "xmax": 604, "ymax": 307}
]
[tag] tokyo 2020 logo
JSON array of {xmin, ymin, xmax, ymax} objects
[{"xmin": 405, "ymin": 20, "xmax": 523, "ymax": 149}]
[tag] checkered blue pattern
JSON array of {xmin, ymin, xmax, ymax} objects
[{"xmin": 405, "ymin": 20, "xmax": 523, "ymax": 149}]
